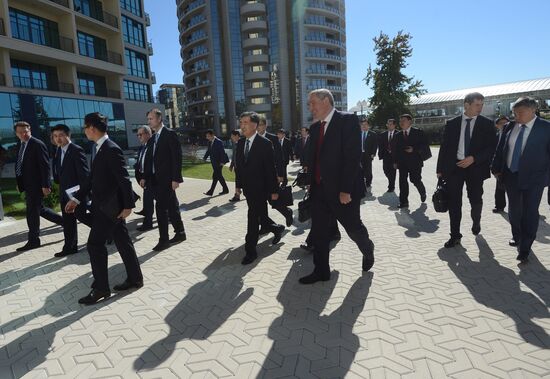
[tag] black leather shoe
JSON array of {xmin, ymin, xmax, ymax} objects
[
  {"xmin": 299, "ymin": 272, "xmax": 330, "ymax": 284},
  {"xmin": 54, "ymin": 249, "xmax": 78, "ymax": 257},
  {"xmin": 204, "ymin": 191, "xmax": 213, "ymax": 196},
  {"xmin": 272, "ymin": 225, "xmax": 285, "ymax": 244},
  {"xmin": 78, "ymin": 289, "xmax": 111, "ymax": 305},
  {"xmin": 241, "ymin": 254, "xmax": 257, "ymax": 265},
  {"xmin": 420, "ymin": 193, "xmax": 427, "ymax": 203},
  {"xmin": 135, "ymin": 210, "xmax": 145, "ymax": 216},
  {"xmin": 113, "ymin": 280, "xmax": 143, "ymax": 291},
  {"xmin": 219, "ymin": 190, "xmax": 229, "ymax": 195},
  {"xmin": 152, "ymin": 240, "xmax": 170, "ymax": 251},
  {"xmin": 492, "ymin": 208, "xmax": 504, "ymax": 213},
  {"xmin": 16, "ymin": 241, "xmax": 41, "ymax": 252},
  {"xmin": 509, "ymin": 239, "xmax": 519, "ymax": 247},
  {"xmin": 169, "ymin": 232, "xmax": 187, "ymax": 244},
  {"xmin": 516, "ymin": 252, "xmax": 529, "ymax": 263},
  {"xmin": 284, "ymin": 208, "xmax": 293, "ymax": 227},
  {"xmin": 229, "ymin": 196, "xmax": 240, "ymax": 202},
  {"xmin": 471, "ymin": 224, "xmax": 481, "ymax": 235},
  {"xmin": 444, "ymin": 238, "xmax": 461, "ymax": 248},
  {"xmin": 137, "ymin": 224, "xmax": 154, "ymax": 232},
  {"xmin": 398, "ymin": 203, "xmax": 409, "ymax": 209},
  {"xmin": 300, "ymin": 244, "xmax": 314, "ymax": 251}
]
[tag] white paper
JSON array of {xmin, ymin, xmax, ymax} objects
[{"xmin": 65, "ymin": 185, "xmax": 80, "ymax": 202}]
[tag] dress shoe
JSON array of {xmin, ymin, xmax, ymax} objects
[
  {"xmin": 492, "ymin": 208, "xmax": 504, "ymax": 213},
  {"xmin": 113, "ymin": 279, "xmax": 143, "ymax": 291},
  {"xmin": 444, "ymin": 237, "xmax": 461, "ymax": 248},
  {"xmin": 54, "ymin": 249, "xmax": 78, "ymax": 257},
  {"xmin": 204, "ymin": 191, "xmax": 213, "ymax": 196},
  {"xmin": 135, "ymin": 210, "xmax": 145, "ymax": 216},
  {"xmin": 241, "ymin": 254, "xmax": 257, "ymax": 265},
  {"xmin": 219, "ymin": 189, "xmax": 229, "ymax": 195},
  {"xmin": 284, "ymin": 208, "xmax": 293, "ymax": 227},
  {"xmin": 16, "ymin": 241, "xmax": 41, "ymax": 252},
  {"xmin": 78, "ymin": 289, "xmax": 111, "ymax": 305},
  {"xmin": 272, "ymin": 225, "xmax": 285, "ymax": 244},
  {"xmin": 471, "ymin": 224, "xmax": 481, "ymax": 235},
  {"xmin": 398, "ymin": 202, "xmax": 409, "ymax": 209},
  {"xmin": 300, "ymin": 243, "xmax": 314, "ymax": 251},
  {"xmin": 299, "ymin": 272, "xmax": 330, "ymax": 284},
  {"xmin": 229, "ymin": 196, "xmax": 241, "ymax": 202},
  {"xmin": 169, "ymin": 232, "xmax": 187, "ymax": 244},
  {"xmin": 509, "ymin": 239, "xmax": 519, "ymax": 247},
  {"xmin": 137, "ymin": 224, "xmax": 154, "ymax": 232},
  {"xmin": 152, "ymin": 240, "xmax": 170, "ymax": 251},
  {"xmin": 420, "ymin": 193, "xmax": 427, "ymax": 203},
  {"xmin": 516, "ymin": 252, "xmax": 529, "ymax": 263}
]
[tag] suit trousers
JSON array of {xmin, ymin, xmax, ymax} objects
[
  {"xmin": 61, "ymin": 198, "xmax": 90, "ymax": 252},
  {"xmin": 142, "ymin": 184, "xmax": 154, "ymax": 226},
  {"xmin": 245, "ymin": 196, "xmax": 277, "ymax": 256},
  {"xmin": 382, "ymin": 157, "xmax": 396, "ymax": 190},
  {"xmin": 152, "ymin": 182, "xmax": 184, "ymax": 241},
  {"xmin": 87, "ymin": 206, "xmax": 143, "ymax": 292},
  {"xmin": 494, "ymin": 178, "xmax": 506, "ymax": 210},
  {"xmin": 398, "ymin": 164, "xmax": 426, "ymax": 204},
  {"xmin": 310, "ymin": 183, "xmax": 373, "ymax": 277},
  {"xmin": 504, "ymin": 171, "xmax": 545, "ymax": 254},
  {"xmin": 209, "ymin": 164, "xmax": 229, "ymax": 193},
  {"xmin": 446, "ymin": 165, "xmax": 484, "ymax": 239},
  {"xmin": 281, "ymin": 164, "xmax": 288, "ymax": 186},
  {"xmin": 361, "ymin": 154, "xmax": 373, "ymax": 187},
  {"xmin": 25, "ymin": 190, "xmax": 63, "ymax": 242}
]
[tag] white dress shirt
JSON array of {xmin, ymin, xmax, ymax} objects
[
  {"xmin": 321, "ymin": 107, "xmax": 336, "ymax": 135},
  {"xmin": 506, "ymin": 116, "xmax": 537, "ymax": 169},
  {"xmin": 457, "ymin": 114, "xmax": 477, "ymax": 160}
]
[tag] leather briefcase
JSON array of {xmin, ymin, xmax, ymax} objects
[
  {"xmin": 432, "ymin": 178, "xmax": 448, "ymax": 213},
  {"xmin": 298, "ymin": 193, "xmax": 311, "ymax": 222},
  {"xmin": 270, "ymin": 185, "xmax": 293, "ymax": 208}
]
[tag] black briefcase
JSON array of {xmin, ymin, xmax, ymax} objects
[
  {"xmin": 298, "ymin": 193, "xmax": 311, "ymax": 222},
  {"xmin": 270, "ymin": 185, "xmax": 293, "ymax": 208},
  {"xmin": 292, "ymin": 169, "xmax": 310, "ymax": 188},
  {"xmin": 432, "ymin": 178, "xmax": 448, "ymax": 213}
]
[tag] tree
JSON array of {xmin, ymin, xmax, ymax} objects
[{"xmin": 364, "ymin": 31, "xmax": 426, "ymax": 127}]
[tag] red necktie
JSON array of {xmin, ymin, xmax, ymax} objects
[{"xmin": 315, "ymin": 121, "xmax": 326, "ymax": 185}]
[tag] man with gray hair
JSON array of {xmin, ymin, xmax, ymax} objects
[
  {"xmin": 491, "ymin": 97, "xmax": 550, "ymax": 262},
  {"xmin": 134, "ymin": 125, "xmax": 154, "ymax": 231}
]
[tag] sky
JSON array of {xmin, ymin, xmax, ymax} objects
[{"xmin": 145, "ymin": 0, "xmax": 550, "ymax": 110}]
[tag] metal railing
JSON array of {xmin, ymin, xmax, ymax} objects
[
  {"xmin": 58, "ymin": 82, "xmax": 74, "ymax": 93},
  {"xmin": 107, "ymin": 50, "xmax": 122, "ymax": 65},
  {"xmin": 74, "ymin": 2, "xmax": 118, "ymax": 29},
  {"xmin": 0, "ymin": 73, "xmax": 5, "ymax": 86},
  {"xmin": 147, "ymin": 42, "xmax": 153, "ymax": 55},
  {"xmin": 0, "ymin": 18, "xmax": 5, "ymax": 36},
  {"xmin": 107, "ymin": 89, "xmax": 121, "ymax": 99},
  {"xmin": 144, "ymin": 12, "xmax": 150, "ymax": 26},
  {"xmin": 59, "ymin": 36, "xmax": 74, "ymax": 53},
  {"xmin": 49, "ymin": 0, "xmax": 69, "ymax": 7}
]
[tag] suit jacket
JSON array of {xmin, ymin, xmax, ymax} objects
[
  {"xmin": 75, "ymin": 138, "xmax": 135, "ymax": 212},
  {"xmin": 294, "ymin": 136, "xmax": 310, "ymax": 166},
  {"xmin": 144, "ymin": 127, "xmax": 183, "ymax": 184},
  {"xmin": 378, "ymin": 130, "xmax": 397, "ymax": 161},
  {"xmin": 133, "ymin": 144, "xmax": 148, "ymax": 182},
  {"xmin": 392, "ymin": 127, "xmax": 430, "ymax": 167},
  {"xmin": 235, "ymin": 134, "xmax": 278, "ymax": 199},
  {"xmin": 15, "ymin": 136, "xmax": 51, "ymax": 193},
  {"xmin": 306, "ymin": 110, "xmax": 362, "ymax": 197},
  {"xmin": 53, "ymin": 143, "xmax": 89, "ymax": 204},
  {"xmin": 260, "ymin": 132, "xmax": 284, "ymax": 177},
  {"xmin": 491, "ymin": 117, "xmax": 550, "ymax": 189},
  {"xmin": 362, "ymin": 130, "xmax": 378, "ymax": 158},
  {"xmin": 437, "ymin": 115, "xmax": 497, "ymax": 180},
  {"xmin": 203, "ymin": 137, "xmax": 228, "ymax": 166},
  {"xmin": 279, "ymin": 137, "xmax": 293, "ymax": 166}
]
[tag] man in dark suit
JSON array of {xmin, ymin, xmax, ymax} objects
[
  {"xmin": 134, "ymin": 125, "xmax": 154, "ymax": 231},
  {"xmin": 378, "ymin": 119, "xmax": 398, "ymax": 192},
  {"xmin": 293, "ymin": 127, "xmax": 310, "ymax": 167},
  {"xmin": 65, "ymin": 112, "xmax": 143, "ymax": 305},
  {"xmin": 51, "ymin": 124, "xmax": 90, "ymax": 257},
  {"xmin": 203, "ymin": 129, "xmax": 229, "ymax": 196},
  {"xmin": 492, "ymin": 116, "xmax": 509, "ymax": 213},
  {"xmin": 437, "ymin": 92, "xmax": 498, "ymax": 248},
  {"xmin": 143, "ymin": 108, "xmax": 186, "ymax": 252},
  {"xmin": 235, "ymin": 111, "xmax": 284, "ymax": 265},
  {"xmin": 276, "ymin": 129, "xmax": 293, "ymax": 186},
  {"xmin": 360, "ymin": 117, "xmax": 378, "ymax": 192},
  {"xmin": 300, "ymin": 89, "xmax": 374, "ymax": 284},
  {"xmin": 393, "ymin": 114, "xmax": 430, "ymax": 208},
  {"xmin": 491, "ymin": 97, "xmax": 550, "ymax": 262},
  {"xmin": 228, "ymin": 130, "xmax": 242, "ymax": 202},
  {"xmin": 13, "ymin": 121, "xmax": 63, "ymax": 252}
]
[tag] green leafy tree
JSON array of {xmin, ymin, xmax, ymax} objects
[{"xmin": 364, "ymin": 30, "xmax": 426, "ymax": 127}]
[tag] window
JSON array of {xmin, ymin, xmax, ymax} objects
[
  {"xmin": 77, "ymin": 31, "xmax": 107, "ymax": 61},
  {"xmin": 124, "ymin": 80, "xmax": 150, "ymax": 102},
  {"xmin": 251, "ymin": 81, "xmax": 267, "ymax": 88},
  {"xmin": 74, "ymin": 0, "xmax": 103, "ymax": 20},
  {"xmin": 11, "ymin": 60, "xmax": 57, "ymax": 90},
  {"xmin": 77, "ymin": 72, "xmax": 107, "ymax": 96},
  {"xmin": 122, "ymin": 15, "xmax": 144, "ymax": 47},
  {"xmin": 250, "ymin": 97, "xmax": 267, "ymax": 105},
  {"xmin": 9, "ymin": 8, "xmax": 60, "ymax": 49},
  {"xmin": 250, "ymin": 65, "xmax": 266, "ymax": 72},
  {"xmin": 125, "ymin": 49, "xmax": 148, "ymax": 78},
  {"xmin": 121, "ymin": 0, "xmax": 142, "ymax": 17}
]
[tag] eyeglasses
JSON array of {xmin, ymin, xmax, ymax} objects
[{"xmin": 137, "ymin": 133, "xmax": 144, "ymax": 136}]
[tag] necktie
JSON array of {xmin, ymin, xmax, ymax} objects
[
  {"xmin": 153, "ymin": 132, "xmax": 160, "ymax": 155},
  {"xmin": 60, "ymin": 148, "xmax": 65, "ymax": 166},
  {"xmin": 91, "ymin": 143, "xmax": 97, "ymax": 163},
  {"xmin": 509, "ymin": 124, "xmax": 527, "ymax": 173},
  {"xmin": 404, "ymin": 130, "xmax": 409, "ymax": 142},
  {"xmin": 244, "ymin": 139, "xmax": 250, "ymax": 162},
  {"xmin": 315, "ymin": 121, "xmax": 326, "ymax": 185},
  {"xmin": 15, "ymin": 141, "xmax": 26, "ymax": 176},
  {"xmin": 388, "ymin": 131, "xmax": 393, "ymax": 153},
  {"xmin": 464, "ymin": 118, "xmax": 472, "ymax": 156},
  {"xmin": 362, "ymin": 131, "xmax": 366, "ymax": 152}
]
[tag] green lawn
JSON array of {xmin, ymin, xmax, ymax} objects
[{"xmin": 182, "ymin": 162, "xmax": 235, "ymax": 182}]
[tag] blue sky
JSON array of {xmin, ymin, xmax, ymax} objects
[{"xmin": 146, "ymin": 0, "xmax": 550, "ymax": 110}]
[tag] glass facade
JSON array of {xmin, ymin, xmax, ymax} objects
[
  {"xmin": 228, "ymin": 0, "xmax": 244, "ymax": 119},
  {"xmin": 77, "ymin": 31, "xmax": 108, "ymax": 61},
  {"xmin": 77, "ymin": 72, "xmax": 107, "ymax": 97},
  {"xmin": 121, "ymin": 0, "xmax": 142, "ymax": 17},
  {"xmin": 125, "ymin": 49, "xmax": 148, "ymax": 78},
  {"xmin": 74, "ymin": 0, "xmax": 103, "ymax": 21},
  {"xmin": 122, "ymin": 14, "xmax": 145, "ymax": 48},
  {"xmin": 9, "ymin": 8, "xmax": 60, "ymax": 49},
  {"xmin": 0, "ymin": 91, "xmax": 127, "ymax": 161},
  {"xmin": 11, "ymin": 60, "xmax": 58, "ymax": 91},
  {"xmin": 209, "ymin": 0, "xmax": 225, "ymax": 127},
  {"xmin": 124, "ymin": 80, "xmax": 150, "ymax": 102}
]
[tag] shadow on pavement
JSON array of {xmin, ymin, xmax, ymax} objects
[{"xmin": 394, "ymin": 203, "xmax": 440, "ymax": 238}]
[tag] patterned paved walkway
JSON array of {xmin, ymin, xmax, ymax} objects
[{"xmin": 1, "ymin": 148, "xmax": 549, "ymax": 378}]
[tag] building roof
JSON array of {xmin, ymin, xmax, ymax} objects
[{"xmin": 411, "ymin": 77, "xmax": 550, "ymax": 105}]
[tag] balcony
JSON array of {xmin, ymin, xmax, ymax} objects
[
  {"xmin": 59, "ymin": 36, "xmax": 75, "ymax": 53},
  {"xmin": 145, "ymin": 12, "xmax": 151, "ymax": 26},
  {"xmin": 49, "ymin": 0, "xmax": 70, "ymax": 7},
  {"xmin": 306, "ymin": 84, "xmax": 343, "ymax": 92},
  {"xmin": 241, "ymin": 20, "xmax": 267, "ymax": 33},
  {"xmin": 304, "ymin": 19, "xmax": 344, "ymax": 33},
  {"xmin": 240, "ymin": 2, "xmax": 266, "ymax": 15},
  {"xmin": 74, "ymin": 1, "xmax": 119, "ymax": 29},
  {"xmin": 151, "ymin": 72, "xmax": 156, "ymax": 84},
  {"xmin": 305, "ymin": 68, "xmax": 345, "ymax": 77},
  {"xmin": 147, "ymin": 41, "xmax": 154, "ymax": 55},
  {"xmin": 107, "ymin": 50, "xmax": 123, "ymax": 65},
  {"xmin": 0, "ymin": 18, "xmax": 5, "ymax": 36},
  {"xmin": 0, "ymin": 73, "xmax": 5, "ymax": 86},
  {"xmin": 244, "ymin": 71, "xmax": 269, "ymax": 81},
  {"xmin": 305, "ymin": 52, "xmax": 343, "ymax": 62},
  {"xmin": 304, "ymin": 35, "xmax": 345, "ymax": 48},
  {"xmin": 244, "ymin": 54, "xmax": 269, "ymax": 65},
  {"xmin": 184, "ymin": 49, "xmax": 209, "ymax": 63},
  {"xmin": 13, "ymin": 76, "xmax": 74, "ymax": 94},
  {"xmin": 180, "ymin": 0, "xmax": 206, "ymax": 19},
  {"xmin": 183, "ymin": 15, "xmax": 207, "ymax": 33},
  {"xmin": 242, "ymin": 37, "xmax": 268, "ymax": 49},
  {"xmin": 107, "ymin": 89, "xmax": 120, "ymax": 99},
  {"xmin": 186, "ymin": 79, "xmax": 210, "ymax": 90},
  {"xmin": 306, "ymin": 1, "xmax": 340, "ymax": 16}
]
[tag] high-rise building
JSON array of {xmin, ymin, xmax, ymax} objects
[
  {"xmin": 0, "ymin": 0, "xmax": 157, "ymax": 153},
  {"xmin": 157, "ymin": 83, "xmax": 186, "ymax": 130},
  {"xmin": 176, "ymin": 0, "xmax": 347, "ymax": 136}
]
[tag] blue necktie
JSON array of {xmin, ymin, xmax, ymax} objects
[
  {"xmin": 15, "ymin": 141, "xmax": 26, "ymax": 176},
  {"xmin": 244, "ymin": 139, "xmax": 250, "ymax": 162},
  {"xmin": 464, "ymin": 118, "xmax": 472, "ymax": 156},
  {"xmin": 153, "ymin": 133, "xmax": 160, "ymax": 155},
  {"xmin": 509, "ymin": 124, "xmax": 527, "ymax": 173},
  {"xmin": 91, "ymin": 143, "xmax": 97, "ymax": 163}
]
